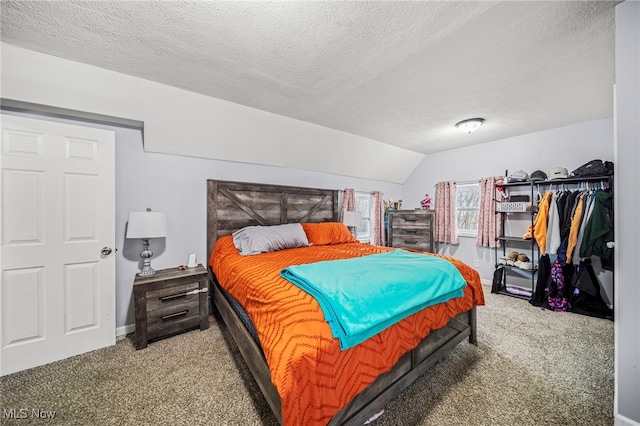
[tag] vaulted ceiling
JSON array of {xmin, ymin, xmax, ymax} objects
[{"xmin": 1, "ymin": 1, "xmax": 617, "ymax": 157}]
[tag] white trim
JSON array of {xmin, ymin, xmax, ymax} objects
[
  {"xmin": 116, "ymin": 324, "xmax": 135, "ymax": 340},
  {"xmin": 480, "ymin": 278, "xmax": 492, "ymax": 286},
  {"xmin": 615, "ymin": 414, "xmax": 640, "ymax": 426},
  {"xmin": 1, "ymin": 98, "xmax": 144, "ymax": 130}
]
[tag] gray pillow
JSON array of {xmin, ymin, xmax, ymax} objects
[{"xmin": 232, "ymin": 223, "xmax": 311, "ymax": 256}]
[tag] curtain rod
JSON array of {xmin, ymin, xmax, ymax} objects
[
  {"xmin": 338, "ymin": 189, "xmax": 384, "ymax": 195},
  {"xmin": 433, "ymin": 179, "xmax": 479, "ymax": 187},
  {"xmin": 433, "ymin": 177, "xmax": 504, "ymax": 187}
]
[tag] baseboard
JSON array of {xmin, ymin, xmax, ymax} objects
[
  {"xmin": 616, "ymin": 414, "xmax": 640, "ymax": 426},
  {"xmin": 116, "ymin": 324, "xmax": 135, "ymax": 340}
]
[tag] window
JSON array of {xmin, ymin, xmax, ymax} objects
[
  {"xmin": 355, "ymin": 192, "xmax": 372, "ymax": 242},
  {"xmin": 456, "ymin": 183, "xmax": 480, "ymax": 237}
]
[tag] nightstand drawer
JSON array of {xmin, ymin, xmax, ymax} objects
[
  {"xmin": 147, "ymin": 301, "xmax": 200, "ymax": 332},
  {"xmin": 145, "ymin": 281, "xmax": 200, "ymax": 311}
]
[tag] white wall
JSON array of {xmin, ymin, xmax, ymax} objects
[
  {"xmin": 614, "ymin": 2, "xmax": 640, "ymax": 425},
  {"xmin": 0, "ymin": 43, "xmax": 423, "ymax": 183},
  {"xmin": 402, "ymin": 118, "xmax": 614, "ymax": 299}
]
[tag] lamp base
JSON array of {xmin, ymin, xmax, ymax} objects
[
  {"xmin": 138, "ymin": 266, "xmax": 156, "ymax": 276},
  {"xmin": 138, "ymin": 239, "xmax": 156, "ymax": 276}
]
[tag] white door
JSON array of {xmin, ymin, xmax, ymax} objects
[{"xmin": 0, "ymin": 114, "xmax": 116, "ymax": 376}]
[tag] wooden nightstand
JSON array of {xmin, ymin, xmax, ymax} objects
[{"xmin": 133, "ymin": 265, "xmax": 209, "ymax": 349}]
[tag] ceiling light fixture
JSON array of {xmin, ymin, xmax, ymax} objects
[{"xmin": 456, "ymin": 118, "xmax": 485, "ymax": 134}]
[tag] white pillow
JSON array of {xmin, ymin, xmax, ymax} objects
[{"xmin": 232, "ymin": 223, "xmax": 311, "ymax": 256}]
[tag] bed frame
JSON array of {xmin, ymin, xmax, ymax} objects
[{"xmin": 206, "ymin": 179, "xmax": 477, "ymax": 425}]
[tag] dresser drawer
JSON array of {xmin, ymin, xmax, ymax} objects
[
  {"xmin": 390, "ymin": 213, "xmax": 431, "ymax": 228},
  {"xmin": 145, "ymin": 281, "xmax": 200, "ymax": 311},
  {"xmin": 390, "ymin": 236, "xmax": 431, "ymax": 251},
  {"xmin": 391, "ymin": 226, "xmax": 432, "ymax": 237}
]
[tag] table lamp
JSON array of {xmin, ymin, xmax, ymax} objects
[
  {"xmin": 126, "ymin": 209, "xmax": 167, "ymax": 276},
  {"xmin": 343, "ymin": 211, "xmax": 361, "ymax": 237}
]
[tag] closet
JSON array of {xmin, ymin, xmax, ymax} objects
[{"xmin": 492, "ymin": 173, "xmax": 614, "ymax": 318}]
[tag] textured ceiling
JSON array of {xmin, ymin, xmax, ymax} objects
[{"xmin": 0, "ymin": 1, "xmax": 617, "ymax": 155}]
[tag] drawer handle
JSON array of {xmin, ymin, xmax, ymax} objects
[
  {"xmin": 161, "ymin": 310, "xmax": 189, "ymax": 321},
  {"xmin": 403, "ymin": 239, "xmax": 418, "ymax": 244},
  {"xmin": 403, "ymin": 229, "xmax": 418, "ymax": 234},
  {"xmin": 160, "ymin": 293, "xmax": 188, "ymax": 303},
  {"xmin": 185, "ymin": 288, "xmax": 208, "ymax": 296},
  {"xmin": 402, "ymin": 218, "xmax": 418, "ymax": 222}
]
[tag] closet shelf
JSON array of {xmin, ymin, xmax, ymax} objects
[
  {"xmin": 496, "ymin": 265, "xmax": 538, "ymax": 277},
  {"xmin": 496, "ymin": 236, "xmax": 529, "ymax": 242},
  {"xmin": 497, "ymin": 175, "xmax": 611, "ymax": 187},
  {"xmin": 494, "ymin": 287, "xmax": 533, "ymax": 301},
  {"xmin": 493, "ymin": 176, "xmax": 539, "ymax": 296}
]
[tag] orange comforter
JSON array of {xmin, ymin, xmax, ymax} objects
[{"xmin": 210, "ymin": 236, "xmax": 484, "ymax": 425}]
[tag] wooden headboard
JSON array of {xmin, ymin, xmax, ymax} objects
[{"xmin": 206, "ymin": 180, "xmax": 339, "ymax": 257}]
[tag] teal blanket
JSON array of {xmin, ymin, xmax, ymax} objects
[{"xmin": 280, "ymin": 249, "xmax": 467, "ymax": 350}]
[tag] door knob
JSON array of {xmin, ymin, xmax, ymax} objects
[{"xmin": 101, "ymin": 247, "xmax": 113, "ymax": 256}]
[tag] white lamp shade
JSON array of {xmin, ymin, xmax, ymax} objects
[
  {"xmin": 343, "ymin": 211, "xmax": 362, "ymax": 227},
  {"xmin": 126, "ymin": 211, "xmax": 167, "ymax": 238}
]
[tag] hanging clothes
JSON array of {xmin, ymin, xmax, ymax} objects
[
  {"xmin": 566, "ymin": 193, "xmax": 586, "ymax": 264},
  {"xmin": 572, "ymin": 192, "xmax": 597, "ymax": 266},
  {"xmin": 530, "ymin": 254, "xmax": 551, "ymax": 307},
  {"xmin": 556, "ymin": 191, "xmax": 580, "ymax": 265},
  {"xmin": 545, "ymin": 259, "xmax": 569, "ymax": 311},
  {"xmin": 523, "ymin": 191, "xmax": 553, "ymax": 254},
  {"xmin": 580, "ymin": 191, "xmax": 613, "ymax": 269},
  {"xmin": 569, "ymin": 258, "xmax": 613, "ymax": 319},
  {"xmin": 545, "ymin": 192, "xmax": 561, "ymax": 255}
]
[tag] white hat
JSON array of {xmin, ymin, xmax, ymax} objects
[{"xmin": 548, "ymin": 167, "xmax": 568, "ymax": 179}]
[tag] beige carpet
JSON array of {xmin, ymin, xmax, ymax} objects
[{"xmin": 0, "ymin": 286, "xmax": 614, "ymax": 425}]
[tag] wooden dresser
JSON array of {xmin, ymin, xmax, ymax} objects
[
  {"xmin": 387, "ymin": 210, "xmax": 435, "ymax": 253},
  {"xmin": 133, "ymin": 265, "xmax": 209, "ymax": 349}
]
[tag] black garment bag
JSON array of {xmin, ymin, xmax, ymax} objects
[
  {"xmin": 569, "ymin": 258, "xmax": 613, "ymax": 319},
  {"xmin": 530, "ymin": 254, "xmax": 551, "ymax": 307},
  {"xmin": 492, "ymin": 265, "xmax": 505, "ymax": 294}
]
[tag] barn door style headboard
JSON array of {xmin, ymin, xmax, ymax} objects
[{"xmin": 206, "ymin": 180, "xmax": 339, "ymax": 256}]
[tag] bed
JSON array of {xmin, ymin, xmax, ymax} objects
[{"xmin": 206, "ymin": 180, "xmax": 484, "ymax": 425}]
